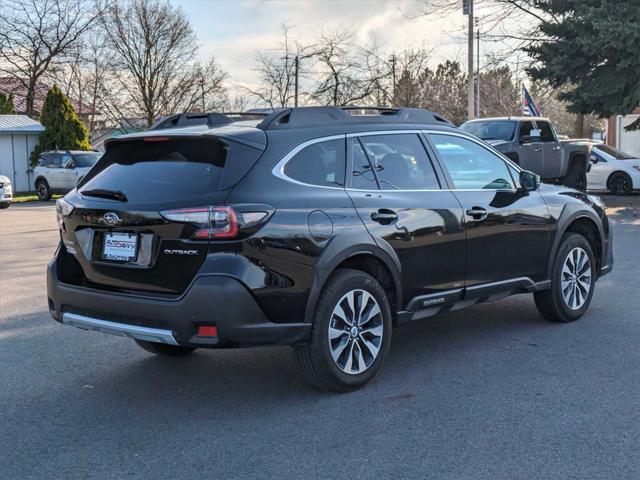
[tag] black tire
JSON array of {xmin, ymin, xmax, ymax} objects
[
  {"xmin": 36, "ymin": 179, "xmax": 52, "ymax": 201},
  {"xmin": 0, "ymin": 203, "xmax": 9, "ymax": 209},
  {"xmin": 295, "ymin": 269, "xmax": 393, "ymax": 392},
  {"xmin": 534, "ymin": 233, "xmax": 596, "ymax": 322},
  {"xmin": 607, "ymin": 171, "xmax": 633, "ymax": 195},
  {"xmin": 134, "ymin": 340, "xmax": 196, "ymax": 356},
  {"xmin": 564, "ymin": 162, "xmax": 587, "ymax": 191}
]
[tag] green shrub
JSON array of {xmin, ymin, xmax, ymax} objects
[
  {"xmin": 30, "ymin": 85, "xmax": 91, "ymax": 165},
  {"xmin": 0, "ymin": 92, "xmax": 16, "ymax": 114}
]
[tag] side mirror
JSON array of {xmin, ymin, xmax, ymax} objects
[
  {"xmin": 519, "ymin": 170, "xmax": 540, "ymax": 192},
  {"xmin": 65, "ymin": 159, "xmax": 76, "ymax": 169},
  {"xmin": 590, "ymin": 154, "xmax": 598, "ymax": 163}
]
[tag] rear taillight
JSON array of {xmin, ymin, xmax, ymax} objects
[
  {"xmin": 56, "ymin": 198, "xmax": 75, "ymax": 232},
  {"xmin": 160, "ymin": 206, "xmax": 240, "ymax": 240}
]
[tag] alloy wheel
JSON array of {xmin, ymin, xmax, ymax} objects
[
  {"xmin": 561, "ymin": 247, "xmax": 592, "ymax": 310},
  {"xmin": 328, "ymin": 289, "xmax": 383, "ymax": 375},
  {"xmin": 37, "ymin": 182, "xmax": 49, "ymax": 200},
  {"xmin": 611, "ymin": 175, "xmax": 630, "ymax": 195}
]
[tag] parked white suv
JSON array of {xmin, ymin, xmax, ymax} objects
[
  {"xmin": 0, "ymin": 175, "xmax": 12, "ymax": 208},
  {"xmin": 33, "ymin": 151, "xmax": 102, "ymax": 201}
]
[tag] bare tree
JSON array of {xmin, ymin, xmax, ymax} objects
[
  {"xmin": 390, "ymin": 48, "xmax": 433, "ymax": 107},
  {"xmin": 422, "ymin": 60, "xmax": 468, "ymax": 124},
  {"xmin": 478, "ymin": 64, "xmax": 520, "ymax": 117},
  {"xmin": 48, "ymin": 29, "xmax": 116, "ymax": 134},
  {"xmin": 528, "ymin": 80, "xmax": 604, "ymax": 137},
  {"xmin": 0, "ymin": 0, "xmax": 102, "ymax": 115},
  {"xmin": 311, "ymin": 29, "xmax": 388, "ymax": 106},
  {"xmin": 247, "ymin": 25, "xmax": 314, "ymax": 108},
  {"xmin": 178, "ymin": 58, "xmax": 229, "ymax": 113},
  {"xmin": 100, "ymin": 0, "xmax": 228, "ymax": 127}
]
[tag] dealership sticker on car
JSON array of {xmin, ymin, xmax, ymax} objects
[{"xmin": 103, "ymin": 232, "xmax": 137, "ymax": 261}]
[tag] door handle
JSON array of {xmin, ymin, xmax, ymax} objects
[
  {"xmin": 465, "ymin": 207, "xmax": 488, "ymax": 221},
  {"xmin": 534, "ymin": 147, "xmax": 542, "ymax": 152},
  {"xmin": 552, "ymin": 145, "xmax": 561, "ymax": 151},
  {"xmin": 371, "ymin": 209, "xmax": 398, "ymax": 225}
]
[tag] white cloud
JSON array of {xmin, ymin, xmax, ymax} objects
[{"xmin": 173, "ymin": 0, "xmax": 522, "ymax": 98}]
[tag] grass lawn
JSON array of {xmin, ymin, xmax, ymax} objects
[{"xmin": 12, "ymin": 192, "xmax": 62, "ymax": 203}]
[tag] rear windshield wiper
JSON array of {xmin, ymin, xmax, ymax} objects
[{"xmin": 81, "ymin": 188, "xmax": 128, "ymax": 202}]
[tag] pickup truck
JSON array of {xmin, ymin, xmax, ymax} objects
[{"xmin": 460, "ymin": 117, "xmax": 591, "ymax": 190}]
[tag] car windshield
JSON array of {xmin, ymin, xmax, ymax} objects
[
  {"xmin": 73, "ymin": 153, "xmax": 102, "ymax": 168},
  {"xmin": 460, "ymin": 121, "xmax": 517, "ymax": 141},
  {"xmin": 594, "ymin": 144, "xmax": 636, "ymax": 160}
]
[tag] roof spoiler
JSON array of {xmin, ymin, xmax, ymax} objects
[
  {"xmin": 149, "ymin": 109, "xmax": 285, "ymax": 131},
  {"xmin": 149, "ymin": 112, "xmax": 233, "ymax": 130}
]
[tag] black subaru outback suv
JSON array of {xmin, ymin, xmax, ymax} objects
[{"xmin": 48, "ymin": 107, "xmax": 613, "ymax": 391}]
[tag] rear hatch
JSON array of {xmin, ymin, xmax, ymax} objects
[{"xmin": 58, "ymin": 132, "xmax": 266, "ymax": 295}]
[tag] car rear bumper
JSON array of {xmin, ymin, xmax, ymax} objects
[{"xmin": 47, "ymin": 258, "xmax": 311, "ymax": 348}]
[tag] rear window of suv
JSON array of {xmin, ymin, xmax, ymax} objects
[
  {"xmin": 73, "ymin": 153, "xmax": 102, "ymax": 168},
  {"xmin": 283, "ymin": 138, "xmax": 346, "ymax": 187},
  {"xmin": 78, "ymin": 137, "xmax": 263, "ymax": 203}
]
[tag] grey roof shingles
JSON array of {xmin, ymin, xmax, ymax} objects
[{"xmin": 0, "ymin": 115, "xmax": 45, "ymax": 134}]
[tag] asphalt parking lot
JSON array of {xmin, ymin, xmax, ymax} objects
[{"xmin": 1, "ymin": 195, "xmax": 639, "ymax": 479}]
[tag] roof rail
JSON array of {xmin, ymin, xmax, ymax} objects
[
  {"xmin": 257, "ymin": 106, "xmax": 453, "ymax": 130},
  {"xmin": 223, "ymin": 108, "xmax": 286, "ymax": 121},
  {"xmin": 149, "ymin": 112, "xmax": 233, "ymax": 131}
]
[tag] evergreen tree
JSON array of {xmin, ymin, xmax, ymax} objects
[
  {"xmin": 527, "ymin": 0, "xmax": 640, "ymax": 129},
  {"xmin": 0, "ymin": 92, "xmax": 16, "ymax": 114},
  {"xmin": 31, "ymin": 85, "xmax": 91, "ymax": 164}
]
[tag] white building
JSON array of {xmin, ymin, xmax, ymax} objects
[
  {"xmin": 606, "ymin": 108, "xmax": 640, "ymax": 157},
  {"xmin": 0, "ymin": 115, "xmax": 44, "ymax": 192}
]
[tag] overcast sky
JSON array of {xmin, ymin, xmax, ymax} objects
[{"xmin": 172, "ymin": 0, "xmax": 487, "ymax": 90}]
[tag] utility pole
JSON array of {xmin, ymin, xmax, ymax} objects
[
  {"xmin": 294, "ymin": 55, "xmax": 299, "ymax": 107},
  {"xmin": 201, "ymin": 76, "xmax": 205, "ymax": 112},
  {"xmin": 390, "ymin": 53, "xmax": 397, "ymax": 105},
  {"xmin": 283, "ymin": 55, "xmax": 301, "ymax": 107},
  {"xmin": 476, "ymin": 21, "xmax": 480, "ymax": 117},
  {"xmin": 465, "ymin": 0, "xmax": 475, "ymax": 120}
]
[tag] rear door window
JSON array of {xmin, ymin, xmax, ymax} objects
[
  {"xmin": 46, "ymin": 154, "xmax": 63, "ymax": 168},
  {"xmin": 350, "ymin": 139, "xmax": 379, "ymax": 189},
  {"xmin": 535, "ymin": 121, "xmax": 556, "ymax": 142},
  {"xmin": 283, "ymin": 138, "xmax": 345, "ymax": 187},
  {"xmin": 518, "ymin": 121, "xmax": 535, "ymax": 140},
  {"xmin": 79, "ymin": 137, "xmax": 264, "ymax": 203},
  {"xmin": 73, "ymin": 153, "xmax": 102, "ymax": 168},
  {"xmin": 357, "ymin": 134, "xmax": 440, "ymax": 190}
]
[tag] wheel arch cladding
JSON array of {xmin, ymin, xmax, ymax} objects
[
  {"xmin": 551, "ymin": 211, "xmax": 603, "ymax": 278},
  {"xmin": 569, "ymin": 152, "xmax": 586, "ymax": 170},
  {"xmin": 305, "ymin": 235, "xmax": 402, "ymax": 324}
]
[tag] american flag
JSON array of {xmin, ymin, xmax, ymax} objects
[{"xmin": 522, "ymin": 85, "xmax": 541, "ymax": 117}]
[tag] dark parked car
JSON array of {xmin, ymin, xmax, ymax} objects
[{"xmin": 48, "ymin": 108, "xmax": 613, "ymax": 391}]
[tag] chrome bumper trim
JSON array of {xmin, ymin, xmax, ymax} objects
[{"xmin": 62, "ymin": 312, "xmax": 178, "ymax": 345}]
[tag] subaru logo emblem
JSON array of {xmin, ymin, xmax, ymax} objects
[{"xmin": 102, "ymin": 212, "xmax": 120, "ymax": 225}]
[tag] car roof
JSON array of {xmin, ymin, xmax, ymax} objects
[
  {"xmin": 42, "ymin": 150, "xmax": 101, "ymax": 155},
  {"xmin": 463, "ymin": 116, "xmax": 551, "ymax": 123},
  {"xmin": 109, "ymin": 107, "xmax": 463, "ymax": 150}
]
